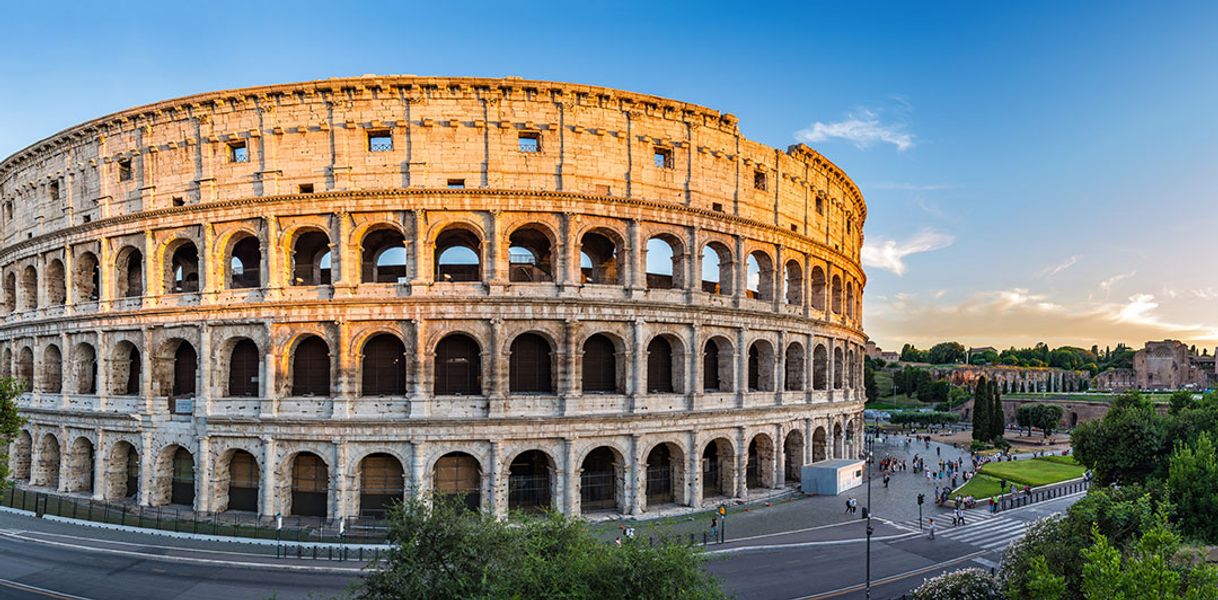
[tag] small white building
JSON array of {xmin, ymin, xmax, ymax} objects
[{"xmin": 801, "ymin": 459, "xmax": 865, "ymax": 495}]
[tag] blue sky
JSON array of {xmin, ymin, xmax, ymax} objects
[{"xmin": 2, "ymin": 1, "xmax": 1215, "ymax": 351}]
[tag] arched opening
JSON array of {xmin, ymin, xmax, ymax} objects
[
  {"xmin": 358, "ymin": 453, "xmax": 405, "ymax": 519},
  {"xmin": 74, "ymin": 252, "xmax": 101, "ymax": 303},
  {"xmin": 111, "ymin": 341, "xmax": 142, "ymax": 396},
  {"xmin": 434, "ymin": 334, "xmax": 481, "ymax": 395},
  {"xmin": 290, "ymin": 452, "xmax": 329, "ymax": 518},
  {"xmin": 831, "ymin": 275, "xmax": 843, "ymax": 315},
  {"xmin": 810, "ymin": 267, "xmax": 826, "ymax": 312},
  {"xmin": 703, "ymin": 337, "xmax": 733, "ymax": 392},
  {"xmin": 34, "ymin": 434, "xmax": 60, "ymax": 489},
  {"xmin": 833, "ymin": 348, "xmax": 844, "ymax": 390},
  {"xmin": 813, "ymin": 427, "xmax": 828, "ymax": 462},
  {"xmin": 833, "ymin": 423, "xmax": 844, "ymax": 459},
  {"xmin": 581, "ymin": 334, "xmax": 619, "ymax": 393},
  {"xmin": 229, "ymin": 236, "xmax": 262, "ymax": 289},
  {"xmin": 580, "ymin": 446, "xmax": 622, "ymax": 512},
  {"xmin": 116, "ymin": 247, "xmax": 144, "ymax": 298},
  {"xmin": 361, "ymin": 228, "xmax": 407, "ymax": 283},
  {"xmin": 227, "ymin": 339, "xmax": 260, "ymax": 397},
  {"xmin": 46, "ymin": 259, "xmax": 66, "ymax": 305},
  {"xmin": 645, "ymin": 236, "xmax": 682, "ymax": 289},
  {"xmin": 224, "ymin": 450, "xmax": 260, "ymax": 513},
  {"xmin": 291, "ymin": 335, "xmax": 331, "ymax": 396},
  {"xmin": 784, "ymin": 431, "xmax": 804, "ymax": 483},
  {"xmin": 434, "ymin": 227, "xmax": 481, "ymax": 282},
  {"xmin": 73, "ymin": 342, "xmax": 97, "ymax": 394},
  {"xmin": 104, "ymin": 441, "xmax": 139, "ymax": 500},
  {"xmin": 42, "ymin": 344, "xmax": 62, "ymax": 394},
  {"xmin": 291, "ymin": 230, "xmax": 332, "ymax": 286},
  {"xmin": 1070, "ymin": 412, "xmax": 1079, "ymax": 428},
  {"xmin": 746, "ymin": 434, "xmax": 775, "ymax": 490},
  {"xmin": 702, "ymin": 438, "xmax": 734, "ymax": 498},
  {"xmin": 507, "ymin": 225, "xmax": 554, "ymax": 283},
  {"xmin": 645, "ymin": 442, "xmax": 684, "ymax": 507},
  {"xmin": 508, "ymin": 450, "xmax": 553, "ymax": 512},
  {"xmin": 3, "ymin": 272, "xmax": 15, "ymax": 313},
  {"xmin": 167, "ymin": 242, "xmax": 200, "ymax": 294},
  {"xmin": 168, "ymin": 446, "xmax": 195, "ymax": 507},
  {"xmin": 20, "ymin": 265, "xmax": 37, "ymax": 310},
  {"xmin": 813, "ymin": 345, "xmax": 828, "ymax": 391},
  {"xmin": 847, "ymin": 349, "xmax": 856, "ymax": 389},
  {"xmin": 361, "ymin": 334, "xmax": 406, "ymax": 396},
  {"xmin": 846, "ymin": 282, "xmax": 855, "ymax": 319},
  {"xmin": 784, "ymin": 260, "xmax": 803, "ymax": 306},
  {"xmin": 747, "ymin": 341, "xmax": 775, "ymax": 392},
  {"xmin": 579, "ymin": 230, "xmax": 621, "ymax": 285},
  {"xmin": 16, "ymin": 346, "xmax": 33, "ymax": 392},
  {"xmin": 646, "ymin": 336, "xmax": 675, "ymax": 393},
  {"xmin": 434, "ymin": 452, "xmax": 481, "ymax": 511},
  {"xmin": 11, "ymin": 430, "xmax": 31, "ymax": 482},
  {"xmin": 164, "ymin": 340, "xmax": 198, "ymax": 399},
  {"xmin": 509, "ymin": 333, "xmax": 553, "ymax": 394},
  {"xmin": 745, "ymin": 251, "xmax": 773, "ymax": 301},
  {"xmin": 785, "ymin": 342, "xmax": 806, "ymax": 391},
  {"xmin": 701, "ymin": 243, "xmax": 733, "ymax": 295}
]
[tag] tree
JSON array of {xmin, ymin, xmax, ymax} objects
[
  {"xmin": 1169, "ymin": 391, "xmax": 1195, "ymax": 415},
  {"xmin": 0, "ymin": 378, "xmax": 24, "ymax": 490},
  {"xmin": 1072, "ymin": 401, "xmax": 1168, "ymax": 485},
  {"xmin": 1080, "ymin": 518, "xmax": 1218, "ymax": 599},
  {"xmin": 927, "ymin": 342, "xmax": 966, "ymax": 365},
  {"xmin": 1027, "ymin": 403, "xmax": 1065, "ymax": 438},
  {"xmin": 989, "ymin": 379, "xmax": 1005, "ymax": 440},
  {"xmin": 1016, "ymin": 404, "xmax": 1038, "ymax": 437},
  {"xmin": 1166, "ymin": 432, "xmax": 1218, "ymax": 543},
  {"xmin": 357, "ymin": 496, "xmax": 727, "ymax": 600},
  {"xmin": 972, "ymin": 376, "xmax": 990, "ymax": 441},
  {"xmin": 912, "ymin": 568, "xmax": 1002, "ymax": 600},
  {"xmin": 864, "ymin": 364, "xmax": 879, "ymax": 402}
]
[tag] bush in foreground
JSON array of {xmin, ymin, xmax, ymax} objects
[
  {"xmin": 911, "ymin": 568, "xmax": 1002, "ymax": 600},
  {"xmin": 353, "ymin": 496, "xmax": 727, "ymax": 600}
]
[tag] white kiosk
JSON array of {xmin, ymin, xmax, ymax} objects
[{"xmin": 800, "ymin": 459, "xmax": 865, "ymax": 495}]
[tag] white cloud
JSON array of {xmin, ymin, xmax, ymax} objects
[
  {"xmin": 1036, "ymin": 255, "xmax": 1078, "ymax": 279},
  {"xmin": 1192, "ymin": 287, "xmax": 1218, "ymax": 300},
  {"xmin": 1098, "ymin": 270, "xmax": 1136, "ymax": 294},
  {"xmin": 795, "ymin": 109, "xmax": 914, "ymax": 151},
  {"xmin": 861, "ymin": 230, "xmax": 954, "ymax": 276}
]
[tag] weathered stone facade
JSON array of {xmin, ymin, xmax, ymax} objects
[
  {"xmin": 1, "ymin": 77, "xmax": 866, "ymax": 521},
  {"xmin": 1132, "ymin": 340, "xmax": 1215, "ymax": 391},
  {"xmin": 932, "ymin": 365, "xmax": 1089, "ymax": 394}
]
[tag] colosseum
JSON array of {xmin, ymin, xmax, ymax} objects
[{"xmin": 0, "ymin": 76, "xmax": 867, "ymax": 522}]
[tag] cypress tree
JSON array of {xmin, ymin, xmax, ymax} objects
[
  {"xmin": 972, "ymin": 376, "xmax": 989, "ymax": 441},
  {"xmin": 989, "ymin": 379, "xmax": 1005, "ymax": 440}
]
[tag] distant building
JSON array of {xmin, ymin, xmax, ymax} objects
[
  {"xmin": 1092, "ymin": 340, "xmax": 1217, "ymax": 391},
  {"xmin": 1093, "ymin": 368, "xmax": 1136, "ymax": 392},
  {"xmin": 865, "ymin": 341, "xmax": 900, "ymax": 363}
]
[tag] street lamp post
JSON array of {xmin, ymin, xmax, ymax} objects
[{"xmin": 864, "ymin": 414, "xmax": 874, "ymax": 599}]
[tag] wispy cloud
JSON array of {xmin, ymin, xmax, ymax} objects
[
  {"xmin": 866, "ymin": 182, "xmax": 956, "ymax": 191},
  {"xmin": 861, "ymin": 230, "xmax": 954, "ymax": 276},
  {"xmin": 1192, "ymin": 287, "xmax": 1218, "ymax": 300},
  {"xmin": 1098, "ymin": 271, "xmax": 1136, "ymax": 294},
  {"xmin": 795, "ymin": 108, "xmax": 914, "ymax": 151},
  {"xmin": 1037, "ymin": 255, "xmax": 1078, "ymax": 279}
]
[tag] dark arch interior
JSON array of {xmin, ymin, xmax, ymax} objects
[
  {"xmin": 230, "ymin": 236, "xmax": 262, "ymax": 289},
  {"xmin": 292, "ymin": 231, "xmax": 332, "ymax": 286},
  {"xmin": 361, "ymin": 229, "xmax": 407, "ymax": 283},
  {"xmin": 434, "ymin": 452, "xmax": 481, "ymax": 511},
  {"xmin": 434, "ymin": 334, "xmax": 480, "ymax": 395},
  {"xmin": 646, "ymin": 336, "xmax": 674, "ymax": 393},
  {"xmin": 509, "ymin": 333, "xmax": 553, "ymax": 393},
  {"xmin": 290, "ymin": 453, "xmax": 328, "ymax": 518},
  {"xmin": 508, "ymin": 450, "xmax": 551, "ymax": 511},
  {"xmin": 580, "ymin": 447, "xmax": 618, "ymax": 511},
  {"xmin": 228, "ymin": 339, "xmax": 260, "ymax": 397},
  {"xmin": 581, "ymin": 334, "xmax": 617, "ymax": 393},
  {"xmin": 508, "ymin": 227, "xmax": 553, "ymax": 282},
  {"xmin": 292, "ymin": 336, "xmax": 331, "ymax": 396},
  {"xmin": 169, "ymin": 243, "xmax": 199, "ymax": 293},
  {"xmin": 362, "ymin": 334, "xmax": 406, "ymax": 396},
  {"xmin": 360, "ymin": 453, "xmax": 405, "ymax": 519},
  {"xmin": 227, "ymin": 450, "xmax": 259, "ymax": 512}
]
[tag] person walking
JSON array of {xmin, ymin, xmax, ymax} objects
[
  {"xmin": 955, "ymin": 507, "xmax": 964, "ymax": 526},
  {"xmin": 709, "ymin": 517, "xmax": 719, "ymax": 542},
  {"xmin": 927, "ymin": 518, "xmax": 936, "ymax": 540},
  {"xmin": 845, "ymin": 497, "xmax": 852, "ymax": 514}
]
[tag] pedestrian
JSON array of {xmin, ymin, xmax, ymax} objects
[
  {"xmin": 883, "ymin": 475, "xmax": 890, "ymax": 488},
  {"xmin": 709, "ymin": 517, "xmax": 719, "ymax": 541},
  {"xmin": 936, "ymin": 446, "xmax": 941, "ymax": 457},
  {"xmin": 928, "ymin": 518, "xmax": 936, "ymax": 540},
  {"xmin": 615, "ymin": 536, "xmax": 622, "ymax": 545},
  {"xmin": 845, "ymin": 497, "xmax": 852, "ymax": 514},
  {"xmin": 955, "ymin": 507, "xmax": 964, "ymax": 526}
]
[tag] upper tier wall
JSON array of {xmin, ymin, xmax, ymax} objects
[{"xmin": 0, "ymin": 77, "xmax": 865, "ymax": 260}]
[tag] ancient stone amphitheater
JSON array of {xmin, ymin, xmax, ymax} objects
[{"xmin": 1, "ymin": 76, "xmax": 866, "ymax": 522}]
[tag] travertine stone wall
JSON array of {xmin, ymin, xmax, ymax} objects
[{"xmin": 3, "ymin": 77, "xmax": 867, "ymax": 521}]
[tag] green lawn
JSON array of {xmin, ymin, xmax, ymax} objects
[
  {"xmin": 950, "ymin": 456, "xmax": 1085, "ymax": 500},
  {"xmin": 1034, "ymin": 454, "xmax": 1080, "ymax": 466},
  {"xmin": 952, "ymin": 473, "xmax": 1005, "ymax": 500}
]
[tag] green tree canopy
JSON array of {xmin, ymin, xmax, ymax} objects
[{"xmin": 0, "ymin": 377, "xmax": 25, "ymax": 489}]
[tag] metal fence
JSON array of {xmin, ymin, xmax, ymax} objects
[{"xmin": 993, "ymin": 478, "xmax": 1090, "ymax": 513}]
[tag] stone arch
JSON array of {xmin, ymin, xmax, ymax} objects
[
  {"xmin": 360, "ymin": 226, "xmax": 407, "ymax": 283},
  {"xmin": 745, "ymin": 251, "xmax": 774, "ymax": 301},
  {"xmin": 356, "ymin": 452, "xmax": 406, "ymax": 519},
  {"xmin": 103, "ymin": 440, "xmax": 140, "ymax": 500},
  {"xmin": 3, "ymin": 271, "xmax": 16, "ymax": 313},
  {"xmin": 290, "ymin": 228, "xmax": 332, "ymax": 286},
  {"xmin": 833, "ymin": 347, "xmax": 844, "ymax": 390},
  {"xmin": 579, "ymin": 228, "xmax": 623, "ymax": 285},
  {"xmin": 289, "ymin": 334, "xmax": 331, "ymax": 396},
  {"xmin": 434, "ymin": 332, "xmax": 482, "ymax": 396},
  {"xmin": 581, "ymin": 332, "xmax": 624, "ymax": 393},
  {"xmin": 644, "ymin": 233, "xmax": 684, "ymax": 290},
  {"xmin": 151, "ymin": 444, "xmax": 196, "ymax": 507},
  {"xmin": 701, "ymin": 437, "xmax": 736, "ymax": 499},
  {"xmin": 65, "ymin": 436, "xmax": 95, "ymax": 494},
  {"xmin": 10, "ymin": 429, "xmax": 32, "ymax": 482},
  {"xmin": 72, "ymin": 342, "xmax": 98, "ymax": 394},
  {"xmin": 227, "ymin": 233, "xmax": 263, "ymax": 289},
  {"xmin": 46, "ymin": 259, "xmax": 66, "ymax": 306},
  {"xmin": 847, "ymin": 349, "xmax": 856, "ymax": 389},
  {"xmin": 646, "ymin": 333, "xmax": 685, "ymax": 394},
  {"xmin": 73, "ymin": 252, "xmax": 101, "ymax": 303},
  {"xmin": 579, "ymin": 445, "xmax": 625, "ymax": 513},
  {"xmin": 361, "ymin": 333, "xmax": 407, "ymax": 396},
  {"xmin": 165, "ymin": 239, "xmax": 200, "ymax": 294},
  {"xmin": 812, "ymin": 426, "xmax": 828, "ymax": 462},
  {"xmin": 33, "ymin": 433, "xmax": 61, "ymax": 489},
  {"xmin": 831, "ymin": 274, "xmax": 843, "ymax": 315},
  {"xmin": 285, "ymin": 451, "xmax": 329, "ymax": 518},
  {"xmin": 114, "ymin": 246, "xmax": 144, "ymax": 298},
  {"xmin": 507, "ymin": 448, "xmax": 556, "ymax": 512},
  {"xmin": 41, "ymin": 344, "xmax": 63, "ymax": 393},
  {"xmin": 832, "ymin": 422, "xmax": 844, "ymax": 459},
  {"xmin": 215, "ymin": 447, "xmax": 260, "ymax": 513},
  {"xmin": 846, "ymin": 281, "xmax": 855, "ymax": 319},
  {"xmin": 747, "ymin": 339, "xmax": 776, "ymax": 392},
  {"xmin": 16, "ymin": 346, "xmax": 33, "ymax": 392},
  {"xmin": 643, "ymin": 440, "xmax": 687, "ymax": 509},
  {"xmin": 224, "ymin": 337, "xmax": 261, "ymax": 397},
  {"xmin": 433, "ymin": 451, "xmax": 482, "ymax": 511},
  {"xmin": 701, "ymin": 241, "xmax": 734, "ymax": 295},
  {"xmin": 1, "ymin": 347, "xmax": 9, "ymax": 379},
  {"xmin": 110, "ymin": 340, "xmax": 142, "ymax": 396},
  {"xmin": 154, "ymin": 338, "xmax": 198, "ymax": 399},
  {"xmin": 746, "ymin": 433, "xmax": 775, "ymax": 490},
  {"xmin": 783, "ymin": 430, "xmax": 804, "ymax": 483},
  {"xmin": 20, "ymin": 265, "xmax": 37, "ymax": 311},
  {"xmin": 785, "ymin": 342, "xmax": 806, "ymax": 391},
  {"xmin": 434, "ymin": 225, "xmax": 482, "ymax": 283},
  {"xmin": 702, "ymin": 336, "xmax": 735, "ymax": 392},
  {"xmin": 507, "ymin": 223, "xmax": 556, "ymax": 283},
  {"xmin": 784, "ymin": 259, "xmax": 803, "ymax": 306},
  {"xmin": 509, "ymin": 331, "xmax": 555, "ymax": 394}
]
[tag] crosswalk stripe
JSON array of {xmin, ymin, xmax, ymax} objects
[{"xmin": 947, "ymin": 522, "xmax": 1026, "ymax": 543}]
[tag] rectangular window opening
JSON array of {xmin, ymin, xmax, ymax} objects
[
  {"xmin": 229, "ymin": 141, "xmax": 249, "ymax": 163},
  {"xmin": 653, "ymin": 146, "xmax": 674, "ymax": 169},
  {"xmin": 791, "ymin": 224, "xmax": 799, "ymax": 232},
  {"xmin": 447, "ymin": 179, "xmax": 466, "ymax": 189},
  {"xmin": 368, "ymin": 130, "xmax": 393, "ymax": 152},
  {"xmin": 118, "ymin": 159, "xmax": 132, "ymax": 182},
  {"xmin": 172, "ymin": 197, "xmax": 185, "ymax": 207},
  {"xmin": 298, "ymin": 183, "xmax": 314, "ymax": 194},
  {"xmin": 753, "ymin": 170, "xmax": 767, "ymax": 191},
  {"xmin": 82, "ymin": 215, "xmax": 92, "ymax": 224},
  {"xmin": 50, "ymin": 181, "xmax": 60, "ymax": 201},
  {"xmin": 711, "ymin": 202, "xmax": 724, "ymax": 213},
  {"xmin": 816, "ymin": 197, "xmax": 824, "ymax": 215},
  {"xmin": 518, "ymin": 132, "xmax": 541, "ymax": 153}
]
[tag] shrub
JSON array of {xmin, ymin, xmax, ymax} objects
[{"xmin": 912, "ymin": 568, "xmax": 1002, "ymax": 600}]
